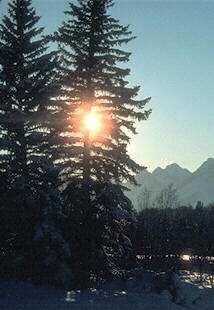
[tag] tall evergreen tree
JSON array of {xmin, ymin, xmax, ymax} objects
[
  {"xmin": 56, "ymin": 0, "xmax": 151, "ymax": 186},
  {"xmin": 0, "ymin": 0, "xmax": 69, "ymax": 283},
  {"xmin": 0, "ymin": 0, "xmax": 57, "ymax": 189},
  {"xmin": 55, "ymin": 0, "xmax": 151, "ymax": 288}
]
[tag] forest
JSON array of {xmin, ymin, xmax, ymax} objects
[{"xmin": 0, "ymin": 0, "xmax": 213, "ymax": 294}]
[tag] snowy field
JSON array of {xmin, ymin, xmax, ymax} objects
[{"xmin": 0, "ymin": 273, "xmax": 214, "ymax": 310}]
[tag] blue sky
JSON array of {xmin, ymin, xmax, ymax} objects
[{"xmin": 1, "ymin": 0, "xmax": 213, "ymax": 171}]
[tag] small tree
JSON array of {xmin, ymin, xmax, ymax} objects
[
  {"xmin": 153, "ymin": 184, "xmax": 179, "ymax": 209},
  {"xmin": 137, "ymin": 187, "xmax": 152, "ymax": 211}
]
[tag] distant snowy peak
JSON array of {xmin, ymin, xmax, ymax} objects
[
  {"xmin": 178, "ymin": 158, "xmax": 214, "ymax": 206},
  {"xmin": 194, "ymin": 158, "xmax": 214, "ymax": 177},
  {"xmin": 165, "ymin": 163, "xmax": 191, "ymax": 175},
  {"xmin": 153, "ymin": 163, "xmax": 191, "ymax": 177},
  {"xmin": 152, "ymin": 167, "xmax": 164, "ymax": 175},
  {"xmin": 151, "ymin": 163, "xmax": 191, "ymax": 188},
  {"xmin": 126, "ymin": 158, "xmax": 214, "ymax": 209}
]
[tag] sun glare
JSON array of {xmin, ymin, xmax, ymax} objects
[
  {"xmin": 182, "ymin": 254, "xmax": 191, "ymax": 261},
  {"xmin": 85, "ymin": 112, "xmax": 101, "ymax": 133}
]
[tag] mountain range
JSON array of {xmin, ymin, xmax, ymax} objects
[{"xmin": 126, "ymin": 158, "xmax": 214, "ymax": 210}]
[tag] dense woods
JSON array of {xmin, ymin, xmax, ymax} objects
[
  {"xmin": 0, "ymin": 0, "xmax": 150, "ymax": 288},
  {"xmin": 135, "ymin": 204, "xmax": 214, "ymax": 281}
]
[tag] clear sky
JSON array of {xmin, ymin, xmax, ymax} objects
[{"xmin": 1, "ymin": 0, "xmax": 213, "ymax": 172}]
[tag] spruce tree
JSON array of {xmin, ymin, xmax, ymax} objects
[
  {"xmin": 0, "ymin": 0, "xmax": 68, "ymax": 283},
  {"xmin": 55, "ymin": 0, "xmax": 151, "ymax": 288},
  {"xmin": 56, "ymin": 0, "xmax": 151, "ymax": 186},
  {"xmin": 0, "ymin": 0, "xmax": 57, "ymax": 189}
]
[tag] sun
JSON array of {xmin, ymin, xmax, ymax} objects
[
  {"xmin": 85, "ymin": 112, "xmax": 101, "ymax": 133},
  {"xmin": 181, "ymin": 254, "xmax": 191, "ymax": 261}
]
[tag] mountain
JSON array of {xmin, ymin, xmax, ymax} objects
[
  {"xmin": 152, "ymin": 163, "xmax": 191, "ymax": 188},
  {"xmin": 127, "ymin": 170, "xmax": 162, "ymax": 208},
  {"xmin": 179, "ymin": 158, "xmax": 214, "ymax": 206},
  {"xmin": 126, "ymin": 158, "xmax": 214, "ymax": 210}
]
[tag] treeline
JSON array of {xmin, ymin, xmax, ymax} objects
[
  {"xmin": 136, "ymin": 184, "xmax": 180, "ymax": 211},
  {"xmin": 0, "ymin": 0, "xmax": 150, "ymax": 289},
  {"xmin": 135, "ymin": 204, "xmax": 214, "ymax": 273}
]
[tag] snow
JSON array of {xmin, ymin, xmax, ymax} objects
[
  {"xmin": 126, "ymin": 158, "xmax": 214, "ymax": 209},
  {"xmin": 153, "ymin": 163, "xmax": 191, "ymax": 188},
  {"xmin": 0, "ymin": 274, "xmax": 214, "ymax": 310},
  {"xmin": 179, "ymin": 158, "xmax": 214, "ymax": 206}
]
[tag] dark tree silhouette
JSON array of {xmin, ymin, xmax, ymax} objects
[
  {"xmin": 54, "ymin": 0, "xmax": 150, "ymax": 288},
  {"xmin": 0, "ymin": 0, "xmax": 58, "ymax": 189},
  {"xmin": 0, "ymin": 0, "xmax": 68, "ymax": 285},
  {"xmin": 55, "ymin": 0, "xmax": 151, "ymax": 186}
]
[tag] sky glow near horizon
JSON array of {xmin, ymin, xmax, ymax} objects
[{"xmin": 1, "ymin": 0, "xmax": 213, "ymax": 172}]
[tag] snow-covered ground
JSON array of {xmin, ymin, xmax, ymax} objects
[{"xmin": 0, "ymin": 273, "xmax": 213, "ymax": 310}]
